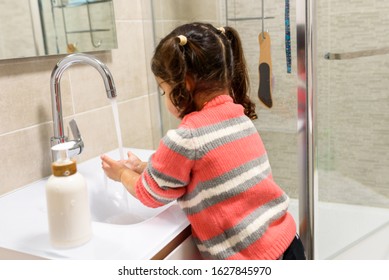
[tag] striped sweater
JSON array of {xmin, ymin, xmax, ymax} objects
[{"xmin": 135, "ymin": 94, "xmax": 296, "ymax": 259}]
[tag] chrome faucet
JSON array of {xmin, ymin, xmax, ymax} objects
[{"xmin": 50, "ymin": 53, "xmax": 117, "ymax": 159}]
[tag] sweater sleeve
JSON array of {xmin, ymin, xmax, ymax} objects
[{"xmin": 135, "ymin": 126, "xmax": 196, "ymax": 208}]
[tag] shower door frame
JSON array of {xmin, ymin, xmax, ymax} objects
[{"xmin": 296, "ymin": 0, "xmax": 317, "ymax": 260}]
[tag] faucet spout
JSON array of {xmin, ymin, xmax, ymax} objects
[{"xmin": 50, "ymin": 53, "xmax": 117, "ymax": 157}]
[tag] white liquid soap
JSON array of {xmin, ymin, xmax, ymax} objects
[{"xmin": 45, "ymin": 142, "xmax": 92, "ymax": 248}]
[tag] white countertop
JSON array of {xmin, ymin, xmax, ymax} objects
[{"xmin": 0, "ymin": 148, "xmax": 189, "ymax": 259}]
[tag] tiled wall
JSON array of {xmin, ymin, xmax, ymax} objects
[{"xmin": 0, "ymin": 0, "xmax": 159, "ymax": 195}]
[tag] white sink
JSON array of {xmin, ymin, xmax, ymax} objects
[
  {"xmin": 0, "ymin": 148, "xmax": 189, "ymax": 260},
  {"xmin": 89, "ymin": 178, "xmax": 171, "ymax": 225}
]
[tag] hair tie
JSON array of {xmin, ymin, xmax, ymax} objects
[
  {"xmin": 177, "ymin": 35, "xmax": 187, "ymax": 46},
  {"xmin": 217, "ymin": 27, "xmax": 226, "ymax": 34}
]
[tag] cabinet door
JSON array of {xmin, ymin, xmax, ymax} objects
[{"xmin": 164, "ymin": 235, "xmax": 202, "ymax": 260}]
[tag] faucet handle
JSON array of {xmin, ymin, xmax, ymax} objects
[
  {"xmin": 68, "ymin": 119, "xmax": 84, "ymax": 156},
  {"xmin": 69, "ymin": 119, "xmax": 82, "ymax": 141}
]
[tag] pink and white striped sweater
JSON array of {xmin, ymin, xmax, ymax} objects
[{"xmin": 135, "ymin": 94, "xmax": 296, "ymax": 259}]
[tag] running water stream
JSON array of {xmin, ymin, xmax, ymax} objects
[
  {"xmin": 110, "ymin": 98, "xmax": 125, "ymax": 160},
  {"xmin": 105, "ymin": 98, "xmax": 128, "ymax": 210}
]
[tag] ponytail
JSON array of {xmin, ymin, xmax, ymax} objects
[{"xmin": 224, "ymin": 27, "xmax": 257, "ymax": 120}]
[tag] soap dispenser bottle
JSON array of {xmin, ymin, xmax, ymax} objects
[{"xmin": 45, "ymin": 142, "xmax": 92, "ymax": 248}]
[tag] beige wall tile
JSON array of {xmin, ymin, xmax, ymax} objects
[
  {"xmin": 153, "ymin": 0, "xmax": 220, "ymax": 21},
  {"xmin": 109, "ymin": 21, "xmax": 149, "ymax": 99},
  {"xmin": 113, "ymin": 0, "xmax": 143, "ymax": 21},
  {"xmin": 0, "ymin": 58, "xmax": 73, "ymax": 134},
  {"xmin": 147, "ymin": 92, "xmax": 163, "ymax": 148},
  {"xmin": 0, "ymin": 123, "xmax": 52, "ymax": 195},
  {"xmin": 119, "ymin": 96, "xmax": 154, "ymax": 149}
]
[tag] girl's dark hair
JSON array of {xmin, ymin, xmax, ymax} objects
[{"xmin": 151, "ymin": 22, "xmax": 257, "ymax": 119}]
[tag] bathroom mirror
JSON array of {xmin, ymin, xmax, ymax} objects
[{"xmin": 0, "ymin": 0, "xmax": 117, "ymax": 60}]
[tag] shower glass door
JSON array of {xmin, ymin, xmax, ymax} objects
[{"xmin": 315, "ymin": 0, "xmax": 389, "ymax": 259}]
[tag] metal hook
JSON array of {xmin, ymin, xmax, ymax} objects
[{"xmin": 92, "ymin": 40, "xmax": 102, "ymax": 48}]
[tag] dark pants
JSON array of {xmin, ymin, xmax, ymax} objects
[{"xmin": 282, "ymin": 234, "xmax": 306, "ymax": 260}]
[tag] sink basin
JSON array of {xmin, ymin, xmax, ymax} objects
[
  {"xmin": 89, "ymin": 179, "xmax": 171, "ymax": 225},
  {"xmin": 0, "ymin": 148, "xmax": 189, "ymax": 259},
  {"xmin": 79, "ymin": 149, "xmax": 172, "ymax": 225}
]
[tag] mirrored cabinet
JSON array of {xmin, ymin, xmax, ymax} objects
[
  {"xmin": 0, "ymin": 0, "xmax": 117, "ymax": 60},
  {"xmin": 48, "ymin": 0, "xmax": 117, "ymax": 54}
]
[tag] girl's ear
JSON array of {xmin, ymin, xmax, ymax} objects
[{"xmin": 185, "ymin": 74, "xmax": 195, "ymax": 92}]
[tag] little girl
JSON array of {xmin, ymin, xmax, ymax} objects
[{"xmin": 101, "ymin": 22, "xmax": 305, "ymax": 260}]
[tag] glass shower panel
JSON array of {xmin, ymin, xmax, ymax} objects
[{"xmin": 316, "ymin": 0, "xmax": 389, "ymax": 259}]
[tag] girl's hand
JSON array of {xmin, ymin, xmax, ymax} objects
[
  {"xmin": 123, "ymin": 151, "xmax": 147, "ymax": 174},
  {"xmin": 100, "ymin": 154, "xmax": 126, "ymax": 182}
]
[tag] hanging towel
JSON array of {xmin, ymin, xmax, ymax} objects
[{"xmin": 258, "ymin": 31, "xmax": 273, "ymax": 108}]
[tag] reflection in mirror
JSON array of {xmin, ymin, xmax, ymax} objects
[{"xmin": 0, "ymin": 0, "xmax": 117, "ymax": 60}]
